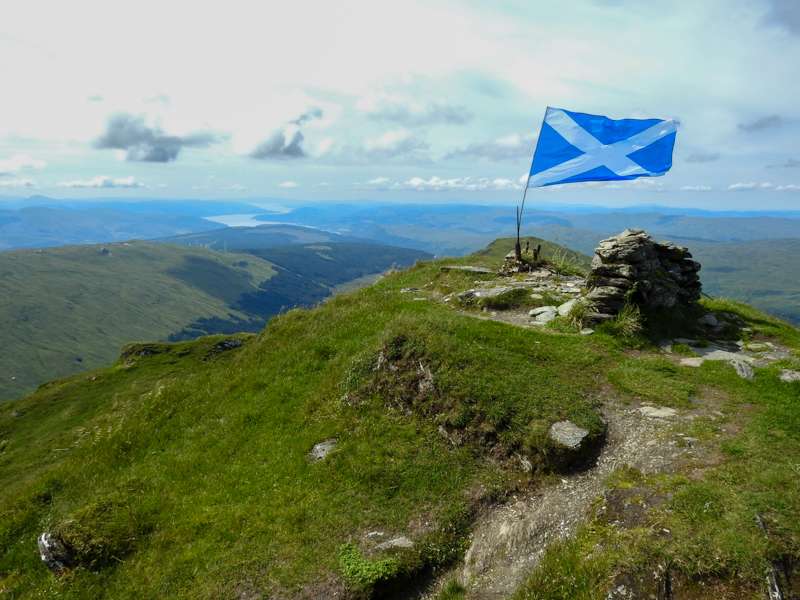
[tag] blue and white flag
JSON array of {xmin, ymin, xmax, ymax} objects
[{"xmin": 527, "ymin": 107, "xmax": 677, "ymax": 188}]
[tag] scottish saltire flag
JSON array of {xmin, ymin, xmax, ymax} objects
[{"xmin": 527, "ymin": 107, "xmax": 677, "ymax": 188}]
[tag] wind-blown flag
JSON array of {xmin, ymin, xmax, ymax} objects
[{"xmin": 527, "ymin": 107, "xmax": 677, "ymax": 188}]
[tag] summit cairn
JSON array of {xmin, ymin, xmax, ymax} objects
[{"xmin": 586, "ymin": 229, "xmax": 701, "ymax": 321}]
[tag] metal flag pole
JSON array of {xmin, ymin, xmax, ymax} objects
[{"xmin": 515, "ymin": 108, "xmax": 547, "ymax": 262}]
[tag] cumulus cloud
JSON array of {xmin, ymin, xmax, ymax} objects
[
  {"xmin": 251, "ymin": 129, "xmax": 306, "ymax": 159},
  {"xmin": 762, "ymin": 0, "xmax": 800, "ymax": 35},
  {"xmin": 0, "ymin": 154, "xmax": 46, "ymax": 175},
  {"xmin": 95, "ymin": 114, "xmax": 222, "ymax": 162},
  {"xmin": 775, "ymin": 183, "xmax": 800, "ymax": 191},
  {"xmin": 250, "ymin": 108, "xmax": 324, "ymax": 160},
  {"xmin": 738, "ymin": 114, "xmax": 785, "ymax": 133},
  {"xmin": 58, "ymin": 175, "xmax": 144, "ymax": 188},
  {"xmin": 445, "ymin": 133, "xmax": 535, "ymax": 161},
  {"xmin": 278, "ymin": 180, "xmax": 298, "ymax": 188},
  {"xmin": 685, "ymin": 151, "xmax": 720, "ymax": 163},
  {"xmin": 363, "ymin": 99, "xmax": 472, "ymax": 126},
  {"xmin": 0, "ymin": 178, "xmax": 35, "ymax": 188}
]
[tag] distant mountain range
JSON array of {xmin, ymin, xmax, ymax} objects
[{"xmin": 2, "ymin": 196, "xmax": 798, "ymax": 325}]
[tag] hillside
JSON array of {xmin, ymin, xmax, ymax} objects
[
  {"xmin": 1, "ymin": 238, "xmax": 799, "ymax": 599},
  {"xmin": 0, "ymin": 241, "xmax": 428, "ymax": 400}
]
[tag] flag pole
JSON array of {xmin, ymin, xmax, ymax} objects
[{"xmin": 515, "ymin": 108, "xmax": 545, "ymax": 262}]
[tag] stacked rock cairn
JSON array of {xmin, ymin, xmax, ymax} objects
[{"xmin": 586, "ymin": 229, "xmax": 702, "ymax": 321}]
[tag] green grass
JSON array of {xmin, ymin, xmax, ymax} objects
[
  {"xmin": 0, "ymin": 242, "xmax": 275, "ymax": 401},
  {"xmin": 471, "ymin": 237, "xmax": 591, "ymax": 274},
  {"xmin": 1, "ymin": 239, "xmax": 799, "ymax": 599},
  {"xmin": 514, "ymin": 301, "xmax": 800, "ymax": 599},
  {"xmin": 0, "ymin": 241, "xmax": 428, "ymax": 401},
  {"xmin": 0, "ymin": 256, "xmax": 618, "ymax": 598}
]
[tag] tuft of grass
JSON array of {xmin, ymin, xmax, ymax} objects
[
  {"xmin": 477, "ymin": 287, "xmax": 534, "ymax": 311},
  {"xmin": 436, "ymin": 579, "xmax": 467, "ymax": 599},
  {"xmin": 597, "ymin": 303, "xmax": 644, "ymax": 339},
  {"xmin": 566, "ymin": 299, "xmax": 596, "ymax": 330},
  {"xmin": 548, "ymin": 247, "xmax": 587, "ymax": 277},
  {"xmin": 338, "ymin": 543, "xmax": 401, "ymax": 591}
]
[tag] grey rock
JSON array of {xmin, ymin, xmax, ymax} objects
[
  {"xmin": 473, "ymin": 286, "xmax": 513, "ymax": 299},
  {"xmin": 698, "ymin": 313, "xmax": 719, "ymax": 328},
  {"xmin": 529, "ymin": 305, "xmax": 557, "ymax": 317},
  {"xmin": 557, "ymin": 299, "xmax": 578, "ymax": 316},
  {"xmin": 309, "ymin": 438, "xmax": 337, "ymax": 461},
  {"xmin": 579, "ymin": 328, "xmax": 594, "ymax": 336},
  {"xmin": 680, "ymin": 357, "xmax": 704, "ymax": 367},
  {"xmin": 730, "ymin": 358, "xmax": 754, "ymax": 380},
  {"xmin": 586, "ymin": 229, "xmax": 702, "ymax": 321},
  {"xmin": 38, "ymin": 532, "xmax": 72, "ymax": 573},
  {"xmin": 780, "ymin": 369, "xmax": 800, "ymax": 383},
  {"xmin": 531, "ymin": 307, "xmax": 557, "ymax": 324},
  {"xmin": 548, "ymin": 420, "xmax": 589, "ymax": 450},
  {"xmin": 376, "ymin": 536, "xmax": 414, "ymax": 551},
  {"xmin": 638, "ymin": 405, "xmax": 678, "ymax": 419}
]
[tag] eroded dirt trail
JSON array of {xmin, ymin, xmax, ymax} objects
[{"xmin": 458, "ymin": 402, "xmax": 695, "ymax": 599}]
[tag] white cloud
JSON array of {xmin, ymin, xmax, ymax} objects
[
  {"xmin": 278, "ymin": 180, "xmax": 298, "ymax": 188},
  {"xmin": 366, "ymin": 176, "xmax": 391, "ymax": 185},
  {"xmin": 728, "ymin": 181, "xmax": 774, "ymax": 190},
  {"xmin": 0, "ymin": 154, "xmax": 46, "ymax": 175},
  {"xmin": 680, "ymin": 184, "xmax": 713, "ymax": 191},
  {"xmin": 395, "ymin": 175, "xmax": 524, "ymax": 192},
  {"xmin": 58, "ymin": 175, "xmax": 143, "ymax": 188},
  {"xmin": 775, "ymin": 184, "xmax": 800, "ymax": 191},
  {"xmin": 228, "ymin": 183, "xmax": 247, "ymax": 191},
  {"xmin": 0, "ymin": 178, "xmax": 35, "ymax": 188}
]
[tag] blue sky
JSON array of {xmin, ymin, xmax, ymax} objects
[{"xmin": 1, "ymin": 0, "xmax": 799, "ymax": 209}]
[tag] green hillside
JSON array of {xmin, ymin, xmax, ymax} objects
[
  {"xmin": 689, "ymin": 239, "xmax": 800, "ymax": 325},
  {"xmin": 1, "ymin": 239, "xmax": 799, "ymax": 598},
  {"xmin": 0, "ymin": 241, "xmax": 428, "ymax": 401}
]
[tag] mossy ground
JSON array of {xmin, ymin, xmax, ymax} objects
[{"xmin": 1, "ymin": 242, "xmax": 799, "ymax": 599}]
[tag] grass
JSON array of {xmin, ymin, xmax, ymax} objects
[
  {"xmin": 1, "ymin": 238, "xmax": 799, "ymax": 599},
  {"xmin": 0, "ymin": 241, "xmax": 428, "ymax": 401},
  {"xmin": 0, "ymin": 254, "xmax": 618, "ymax": 599},
  {"xmin": 514, "ymin": 301, "xmax": 800, "ymax": 599}
]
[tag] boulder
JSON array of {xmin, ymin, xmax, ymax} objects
[
  {"xmin": 557, "ymin": 298, "xmax": 578, "ymax": 316},
  {"xmin": 547, "ymin": 420, "xmax": 605, "ymax": 471},
  {"xmin": 529, "ymin": 306, "xmax": 557, "ymax": 324},
  {"xmin": 585, "ymin": 229, "xmax": 701, "ymax": 322}
]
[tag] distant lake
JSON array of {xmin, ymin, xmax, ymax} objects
[{"xmin": 205, "ymin": 214, "xmax": 264, "ymax": 227}]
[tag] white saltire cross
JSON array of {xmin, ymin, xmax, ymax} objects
[{"xmin": 528, "ymin": 108, "xmax": 677, "ymax": 187}]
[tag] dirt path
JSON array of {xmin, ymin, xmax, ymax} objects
[{"xmin": 457, "ymin": 402, "xmax": 698, "ymax": 599}]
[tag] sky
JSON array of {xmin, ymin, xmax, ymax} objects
[{"xmin": 1, "ymin": 0, "xmax": 800, "ymax": 209}]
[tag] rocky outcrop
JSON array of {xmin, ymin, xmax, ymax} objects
[{"xmin": 586, "ymin": 229, "xmax": 701, "ymax": 321}]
